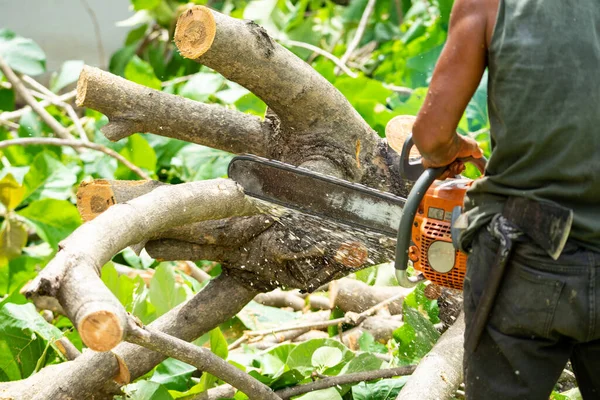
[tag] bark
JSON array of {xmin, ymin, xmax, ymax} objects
[
  {"xmin": 0, "ymin": 275, "xmax": 259, "ymax": 400},
  {"xmin": 338, "ymin": 315, "xmax": 403, "ymax": 350},
  {"xmin": 76, "ymin": 66, "xmax": 272, "ymax": 156},
  {"xmin": 396, "ymin": 313, "xmax": 465, "ymax": 400},
  {"xmin": 23, "ymin": 179, "xmax": 259, "ymax": 351}
]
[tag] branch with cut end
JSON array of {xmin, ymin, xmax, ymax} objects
[
  {"xmin": 276, "ymin": 365, "xmax": 417, "ymax": 399},
  {"xmin": 76, "ymin": 66, "xmax": 271, "ymax": 156},
  {"xmin": 0, "ymin": 138, "xmax": 150, "ymax": 179},
  {"xmin": 3, "ymin": 274, "xmax": 260, "ymax": 400},
  {"xmin": 0, "ymin": 54, "xmax": 74, "ymax": 140},
  {"xmin": 127, "ymin": 324, "xmax": 280, "ymax": 400},
  {"xmin": 23, "ymin": 179, "xmax": 259, "ymax": 352},
  {"xmin": 396, "ymin": 313, "xmax": 465, "ymax": 400},
  {"xmin": 174, "ymin": 6, "xmax": 379, "ymax": 172}
]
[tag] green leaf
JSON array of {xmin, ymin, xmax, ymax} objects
[
  {"xmin": 132, "ymin": 0, "xmax": 161, "ymax": 11},
  {"xmin": 109, "ymin": 44, "xmax": 136, "ymax": 77},
  {"xmin": 0, "ymin": 87, "xmax": 15, "ymax": 112},
  {"xmin": 236, "ymin": 301, "xmax": 299, "ymax": 331},
  {"xmin": 342, "ymin": 352, "xmax": 383, "ymax": 374},
  {"xmin": 0, "ymin": 29, "xmax": 46, "ymax": 75},
  {"xmin": 101, "ymin": 263, "xmax": 138, "ymax": 312},
  {"xmin": 124, "ymin": 55, "xmax": 162, "ymax": 90},
  {"xmin": 351, "ymin": 377, "xmax": 409, "ymax": 400},
  {"xmin": 151, "ymin": 358, "xmax": 196, "ymax": 391},
  {"xmin": 209, "ymin": 327, "xmax": 228, "ymax": 359},
  {"xmin": 286, "ymin": 339, "xmax": 353, "ymax": 375},
  {"xmin": 116, "ymin": 134, "xmax": 157, "ymax": 179},
  {"xmin": 0, "ymin": 302, "xmax": 63, "ymax": 380},
  {"xmin": 123, "ymin": 381, "xmax": 174, "ymax": 400},
  {"xmin": 295, "ymin": 387, "xmax": 342, "ymax": 400},
  {"xmin": 17, "ymin": 199, "xmax": 81, "ymax": 250},
  {"xmin": 311, "ymin": 346, "xmax": 343, "ymax": 369},
  {"xmin": 393, "ymin": 304, "xmax": 440, "ymax": 364},
  {"xmin": 0, "ymin": 255, "xmax": 40, "ymax": 296},
  {"xmin": 358, "ymin": 331, "xmax": 388, "ymax": 354},
  {"xmin": 403, "ymin": 282, "xmax": 440, "ymax": 324},
  {"xmin": 234, "ymin": 93, "xmax": 267, "ymax": 116},
  {"xmin": 148, "ymin": 264, "xmax": 190, "ymax": 317},
  {"xmin": 50, "ymin": 60, "xmax": 84, "ymax": 93},
  {"xmin": 0, "ymin": 174, "xmax": 26, "ymax": 210},
  {"xmin": 0, "ymin": 216, "xmax": 28, "ymax": 264},
  {"xmin": 179, "ymin": 73, "xmax": 225, "ymax": 102},
  {"xmin": 22, "ymin": 151, "xmax": 77, "ymax": 203}
]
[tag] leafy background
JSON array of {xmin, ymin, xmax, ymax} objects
[{"xmin": 0, "ymin": 0, "xmax": 579, "ymax": 399}]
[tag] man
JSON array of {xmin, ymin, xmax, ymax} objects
[{"xmin": 411, "ymin": 0, "xmax": 600, "ymax": 399}]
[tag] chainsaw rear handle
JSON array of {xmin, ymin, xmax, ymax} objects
[
  {"xmin": 399, "ymin": 135, "xmax": 486, "ymax": 180},
  {"xmin": 395, "ymin": 135, "xmax": 487, "ymax": 288}
]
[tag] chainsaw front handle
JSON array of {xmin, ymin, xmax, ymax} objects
[{"xmin": 394, "ymin": 166, "xmax": 445, "ymax": 287}]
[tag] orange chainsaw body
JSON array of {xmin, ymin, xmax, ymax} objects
[{"xmin": 409, "ymin": 178, "xmax": 473, "ymax": 290}]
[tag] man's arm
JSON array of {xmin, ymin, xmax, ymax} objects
[{"xmin": 412, "ymin": 0, "xmax": 492, "ymax": 169}]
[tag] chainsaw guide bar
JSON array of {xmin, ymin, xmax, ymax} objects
[{"xmin": 228, "ymin": 155, "xmax": 407, "ymax": 237}]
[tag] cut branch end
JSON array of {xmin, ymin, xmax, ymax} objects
[
  {"xmin": 174, "ymin": 6, "xmax": 217, "ymax": 60},
  {"xmin": 78, "ymin": 309, "xmax": 125, "ymax": 352}
]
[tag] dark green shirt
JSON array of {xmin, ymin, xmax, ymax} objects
[{"xmin": 462, "ymin": 0, "xmax": 600, "ymax": 252}]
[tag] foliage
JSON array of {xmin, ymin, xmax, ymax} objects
[{"xmin": 0, "ymin": 0, "xmax": 498, "ymax": 398}]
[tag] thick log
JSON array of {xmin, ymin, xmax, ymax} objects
[
  {"xmin": 76, "ymin": 66, "xmax": 272, "ymax": 156},
  {"xmin": 24, "ymin": 179, "xmax": 259, "ymax": 351},
  {"xmin": 397, "ymin": 313, "xmax": 465, "ymax": 400}
]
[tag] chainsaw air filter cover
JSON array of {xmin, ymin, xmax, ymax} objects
[{"xmin": 410, "ymin": 178, "xmax": 473, "ymax": 290}]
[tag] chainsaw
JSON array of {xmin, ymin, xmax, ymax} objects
[{"xmin": 228, "ymin": 136, "xmax": 485, "ymax": 290}]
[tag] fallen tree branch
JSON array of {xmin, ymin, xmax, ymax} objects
[
  {"xmin": 0, "ymin": 54, "xmax": 74, "ymax": 140},
  {"xmin": 127, "ymin": 324, "xmax": 280, "ymax": 400},
  {"xmin": 0, "ymin": 138, "xmax": 150, "ymax": 179},
  {"xmin": 276, "ymin": 365, "xmax": 417, "ymax": 399},
  {"xmin": 76, "ymin": 66, "xmax": 271, "ymax": 155},
  {"xmin": 23, "ymin": 179, "xmax": 259, "ymax": 352},
  {"xmin": 396, "ymin": 313, "xmax": 465, "ymax": 400},
  {"xmin": 2, "ymin": 274, "xmax": 260, "ymax": 400}
]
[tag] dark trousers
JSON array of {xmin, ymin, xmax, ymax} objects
[{"xmin": 463, "ymin": 226, "xmax": 600, "ymax": 400}]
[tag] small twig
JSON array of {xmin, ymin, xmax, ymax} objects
[
  {"xmin": 0, "ymin": 90, "xmax": 77, "ymax": 122},
  {"xmin": 337, "ymin": 0, "xmax": 377, "ymax": 74},
  {"xmin": 22, "ymin": 75, "xmax": 89, "ymax": 142},
  {"xmin": 0, "ymin": 138, "xmax": 151, "ymax": 179},
  {"xmin": 127, "ymin": 324, "xmax": 282, "ymax": 400},
  {"xmin": 55, "ymin": 337, "xmax": 82, "ymax": 361},
  {"xmin": 0, "ymin": 81, "xmax": 11, "ymax": 89},
  {"xmin": 79, "ymin": 0, "xmax": 106, "ymax": 66},
  {"xmin": 275, "ymin": 365, "xmax": 417, "ymax": 399},
  {"xmin": 161, "ymin": 74, "xmax": 197, "ymax": 87},
  {"xmin": 384, "ymin": 84, "xmax": 414, "ymax": 96},
  {"xmin": 280, "ymin": 39, "xmax": 358, "ymax": 78},
  {"xmin": 0, "ymin": 54, "xmax": 74, "ymax": 140}
]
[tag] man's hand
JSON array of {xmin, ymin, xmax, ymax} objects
[{"xmin": 422, "ymin": 134, "xmax": 483, "ymax": 177}]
